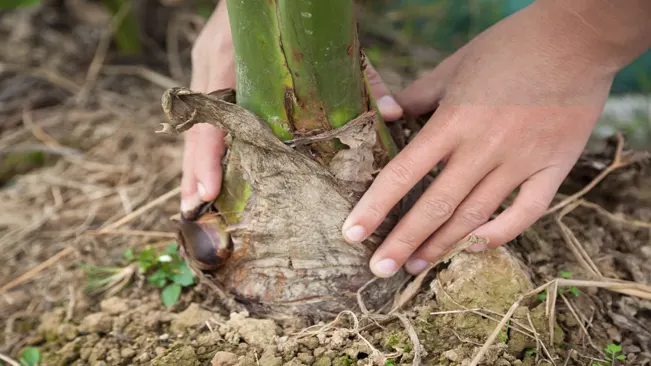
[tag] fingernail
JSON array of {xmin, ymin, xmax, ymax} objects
[
  {"xmin": 405, "ymin": 258, "xmax": 429, "ymax": 274},
  {"xmin": 377, "ymin": 95, "xmax": 402, "ymax": 120},
  {"xmin": 371, "ymin": 258, "xmax": 398, "ymax": 278},
  {"xmin": 197, "ymin": 182, "xmax": 207, "ymax": 200},
  {"xmin": 468, "ymin": 242, "xmax": 488, "ymax": 252},
  {"xmin": 181, "ymin": 192, "xmax": 202, "ymax": 214},
  {"xmin": 344, "ymin": 225, "xmax": 367, "ymax": 243}
]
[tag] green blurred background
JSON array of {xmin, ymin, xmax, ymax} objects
[{"xmin": 375, "ymin": 0, "xmax": 651, "ymax": 95}]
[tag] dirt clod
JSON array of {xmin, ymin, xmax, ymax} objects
[
  {"xmin": 170, "ymin": 303, "xmax": 217, "ymax": 334},
  {"xmin": 211, "ymin": 351, "xmax": 240, "ymax": 366},
  {"xmin": 100, "ymin": 297, "xmax": 130, "ymax": 315},
  {"xmin": 80, "ymin": 312, "xmax": 114, "ymax": 334},
  {"xmin": 224, "ymin": 311, "xmax": 278, "ymax": 348}
]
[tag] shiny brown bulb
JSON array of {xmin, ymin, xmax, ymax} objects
[{"xmin": 177, "ymin": 212, "xmax": 232, "ymax": 271}]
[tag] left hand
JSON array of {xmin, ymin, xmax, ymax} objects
[{"xmin": 341, "ymin": 1, "xmax": 622, "ymax": 278}]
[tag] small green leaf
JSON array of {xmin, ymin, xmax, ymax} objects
[
  {"xmin": 19, "ymin": 347, "xmax": 41, "ymax": 366},
  {"xmin": 569, "ymin": 286, "xmax": 580, "ymax": 297},
  {"xmin": 616, "ymin": 355, "xmax": 626, "ymax": 360},
  {"xmin": 161, "ymin": 284, "xmax": 182, "ymax": 307},
  {"xmin": 138, "ymin": 247, "xmax": 158, "ymax": 271},
  {"xmin": 147, "ymin": 269, "xmax": 168, "ymax": 288},
  {"xmin": 497, "ymin": 330, "xmax": 508, "ymax": 343},
  {"xmin": 171, "ymin": 262, "xmax": 195, "ymax": 287},
  {"xmin": 560, "ymin": 271, "xmax": 573, "ymax": 279},
  {"xmin": 606, "ymin": 343, "xmax": 622, "ymax": 354},
  {"xmin": 123, "ymin": 248, "xmax": 134, "ymax": 262},
  {"xmin": 537, "ymin": 291, "xmax": 547, "ymax": 302},
  {"xmin": 166, "ymin": 242, "xmax": 179, "ymax": 255}
]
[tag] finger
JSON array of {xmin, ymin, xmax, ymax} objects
[
  {"xmin": 190, "ymin": 59, "xmax": 208, "ymax": 93},
  {"xmin": 471, "ymin": 164, "xmax": 569, "ymax": 250},
  {"xmin": 402, "ymin": 164, "xmax": 526, "ymax": 274},
  {"xmin": 342, "ymin": 108, "xmax": 460, "ymax": 245},
  {"xmin": 181, "ymin": 127, "xmax": 202, "ymax": 216},
  {"xmin": 365, "ymin": 62, "xmax": 403, "ymax": 121},
  {"xmin": 192, "ymin": 125, "xmax": 227, "ymax": 202},
  {"xmin": 395, "ymin": 49, "xmax": 465, "ymax": 116},
  {"xmin": 367, "ymin": 143, "xmax": 498, "ymax": 277},
  {"xmin": 207, "ymin": 57, "xmax": 236, "ymax": 93}
]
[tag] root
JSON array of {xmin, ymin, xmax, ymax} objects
[
  {"xmin": 576, "ymin": 199, "xmax": 651, "ymax": 229},
  {"xmin": 545, "ymin": 133, "xmax": 649, "ymax": 216},
  {"xmin": 0, "ymin": 353, "xmax": 20, "ymax": 366},
  {"xmin": 470, "ymin": 296, "xmax": 523, "ymax": 366},
  {"xmin": 96, "ymin": 187, "xmax": 181, "ymax": 232},
  {"xmin": 391, "ymin": 234, "xmax": 485, "ymax": 312},
  {"xmin": 468, "ymin": 276, "xmax": 651, "ymax": 365}
]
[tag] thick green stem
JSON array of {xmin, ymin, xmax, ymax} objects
[
  {"xmin": 225, "ymin": 0, "xmax": 294, "ymax": 140},
  {"xmin": 225, "ymin": 0, "xmax": 397, "ymax": 155}
]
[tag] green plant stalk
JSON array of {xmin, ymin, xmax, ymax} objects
[
  {"xmin": 217, "ymin": 0, "xmax": 398, "ymax": 223},
  {"xmin": 100, "ymin": 0, "xmax": 142, "ymax": 55}
]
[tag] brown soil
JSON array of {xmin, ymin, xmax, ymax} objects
[{"xmin": 1, "ymin": 2, "xmax": 650, "ymax": 366}]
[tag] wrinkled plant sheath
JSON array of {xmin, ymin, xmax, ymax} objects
[{"xmin": 170, "ymin": 0, "xmax": 408, "ymax": 320}]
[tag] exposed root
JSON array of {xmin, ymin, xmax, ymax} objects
[
  {"xmin": 545, "ymin": 133, "xmax": 648, "ymax": 215},
  {"xmin": 0, "ymin": 247, "xmax": 75, "ymax": 295},
  {"xmin": 559, "ymin": 293, "xmax": 601, "ymax": 354},
  {"xmin": 576, "ymin": 198, "xmax": 651, "ymax": 229},
  {"xmin": 0, "ymin": 353, "xmax": 20, "ymax": 366},
  {"xmin": 86, "ymin": 228, "xmax": 177, "ymax": 239},
  {"xmin": 101, "ymin": 65, "xmax": 179, "ymax": 89},
  {"xmin": 96, "ymin": 187, "xmax": 181, "ymax": 232},
  {"xmin": 468, "ymin": 276, "xmax": 651, "ymax": 364},
  {"xmin": 526, "ymin": 313, "xmax": 556, "ymax": 365},
  {"xmin": 81, "ymin": 263, "xmax": 137, "ymax": 297},
  {"xmin": 555, "ymin": 211, "xmax": 603, "ymax": 278},
  {"xmin": 470, "ymin": 295, "xmax": 524, "ymax": 366},
  {"xmin": 391, "ymin": 234, "xmax": 484, "ymax": 312}
]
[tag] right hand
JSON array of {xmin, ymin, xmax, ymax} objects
[{"xmin": 181, "ymin": 2, "xmax": 403, "ymax": 217}]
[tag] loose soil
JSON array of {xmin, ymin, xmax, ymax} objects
[{"xmin": 1, "ymin": 2, "xmax": 650, "ymax": 366}]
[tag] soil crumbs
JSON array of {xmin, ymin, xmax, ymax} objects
[{"xmin": 2, "ymin": 3, "xmax": 651, "ymax": 366}]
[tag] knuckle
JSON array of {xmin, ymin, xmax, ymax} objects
[
  {"xmin": 421, "ymin": 196, "xmax": 455, "ymax": 222},
  {"xmin": 384, "ymin": 160, "xmax": 414, "ymax": 187},
  {"xmin": 458, "ymin": 206, "xmax": 491, "ymax": 227},
  {"xmin": 367, "ymin": 70, "xmax": 382, "ymax": 86},
  {"xmin": 394, "ymin": 235, "xmax": 422, "ymax": 252},
  {"xmin": 365, "ymin": 202, "xmax": 387, "ymax": 223},
  {"xmin": 525, "ymin": 199, "xmax": 549, "ymax": 216}
]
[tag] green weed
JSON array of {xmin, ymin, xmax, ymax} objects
[
  {"xmin": 19, "ymin": 347, "xmax": 41, "ymax": 366},
  {"xmin": 82, "ymin": 243, "xmax": 195, "ymax": 308}
]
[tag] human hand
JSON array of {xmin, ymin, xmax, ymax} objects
[
  {"xmin": 180, "ymin": 1, "xmax": 403, "ymax": 217},
  {"xmin": 180, "ymin": 0, "xmax": 235, "ymax": 217},
  {"xmin": 341, "ymin": 1, "xmax": 632, "ymax": 277}
]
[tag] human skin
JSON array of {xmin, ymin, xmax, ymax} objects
[{"xmin": 182, "ymin": 0, "xmax": 651, "ymax": 278}]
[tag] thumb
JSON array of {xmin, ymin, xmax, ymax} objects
[
  {"xmin": 395, "ymin": 47, "xmax": 465, "ymax": 116},
  {"xmin": 365, "ymin": 62, "xmax": 403, "ymax": 121}
]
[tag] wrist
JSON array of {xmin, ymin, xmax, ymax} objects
[{"xmin": 536, "ymin": 0, "xmax": 651, "ymax": 71}]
